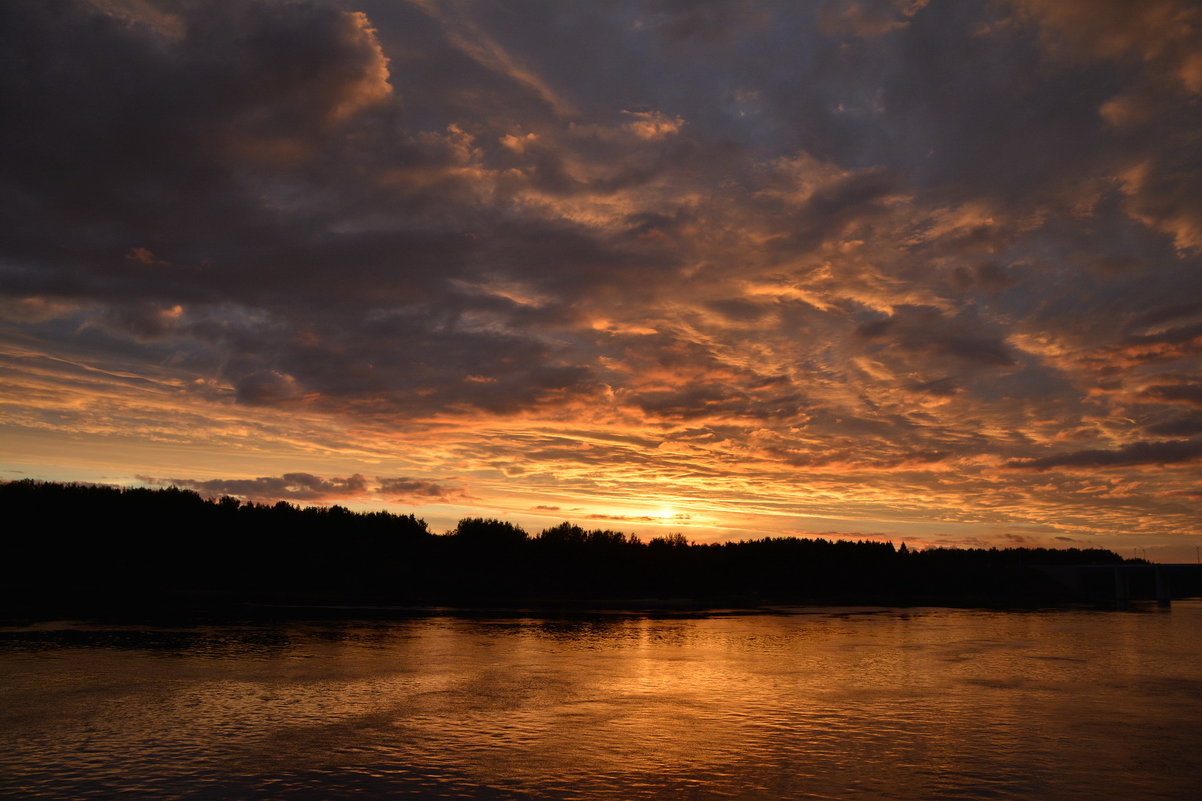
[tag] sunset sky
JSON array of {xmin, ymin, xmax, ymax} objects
[{"xmin": 3, "ymin": 0, "xmax": 1202, "ymax": 559}]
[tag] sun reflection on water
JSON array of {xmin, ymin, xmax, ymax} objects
[{"xmin": 2, "ymin": 606, "xmax": 1202, "ymax": 799}]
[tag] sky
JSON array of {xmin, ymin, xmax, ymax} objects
[{"xmin": 3, "ymin": 0, "xmax": 1202, "ymax": 559}]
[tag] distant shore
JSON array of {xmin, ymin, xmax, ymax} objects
[{"xmin": 4, "ymin": 479, "xmax": 1196, "ymax": 625}]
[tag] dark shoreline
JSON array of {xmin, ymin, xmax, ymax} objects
[
  {"xmin": 5, "ymin": 587, "xmax": 1193, "ymax": 629},
  {"xmin": 5, "ymin": 480, "xmax": 1197, "ymax": 626}
]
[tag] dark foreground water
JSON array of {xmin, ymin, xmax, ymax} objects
[{"xmin": 2, "ymin": 603, "xmax": 1202, "ymax": 800}]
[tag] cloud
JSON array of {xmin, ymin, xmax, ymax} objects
[
  {"xmin": 1005, "ymin": 1, "xmax": 1202, "ymax": 251},
  {"xmin": 1146, "ymin": 416, "xmax": 1202, "ymax": 437},
  {"xmin": 1141, "ymin": 383, "xmax": 1202, "ymax": 406},
  {"xmin": 1129, "ymin": 300, "xmax": 1202, "ymax": 331},
  {"xmin": 820, "ymin": 0, "xmax": 923, "ymax": 40},
  {"xmin": 5, "ymin": 1, "xmax": 1202, "ymax": 547},
  {"xmin": 585, "ymin": 512, "xmax": 691, "ymax": 523},
  {"xmin": 1010, "ymin": 0, "xmax": 1202, "ymax": 94},
  {"xmin": 376, "ymin": 476, "xmax": 469, "ymax": 503},
  {"xmin": 854, "ymin": 305, "xmax": 1016, "ymax": 368},
  {"xmin": 1007, "ymin": 440, "xmax": 1202, "ymax": 471},
  {"xmin": 96, "ymin": 303, "xmax": 186, "ymax": 341},
  {"xmin": 140, "ymin": 472, "xmax": 369, "ymax": 503},
  {"xmin": 235, "ymin": 371, "xmax": 305, "ymax": 406}
]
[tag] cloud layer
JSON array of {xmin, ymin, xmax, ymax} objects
[{"xmin": 3, "ymin": 0, "xmax": 1202, "ymax": 553}]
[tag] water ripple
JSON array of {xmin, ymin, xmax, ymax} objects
[{"xmin": 3, "ymin": 606, "xmax": 1202, "ymax": 799}]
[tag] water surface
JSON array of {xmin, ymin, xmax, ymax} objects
[{"xmin": 3, "ymin": 604, "xmax": 1201, "ymax": 799}]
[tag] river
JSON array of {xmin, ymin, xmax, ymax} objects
[{"xmin": 2, "ymin": 603, "xmax": 1201, "ymax": 799}]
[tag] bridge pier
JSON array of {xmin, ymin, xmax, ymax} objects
[
  {"xmin": 1155, "ymin": 567, "xmax": 1170, "ymax": 607},
  {"xmin": 1113, "ymin": 566, "xmax": 1131, "ymax": 610},
  {"xmin": 1036, "ymin": 563, "xmax": 1200, "ymax": 606}
]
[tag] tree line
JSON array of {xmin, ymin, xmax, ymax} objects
[{"xmin": 1, "ymin": 479, "xmax": 1135, "ymax": 616}]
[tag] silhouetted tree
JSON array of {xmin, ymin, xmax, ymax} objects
[
  {"xmin": 451, "ymin": 517, "xmax": 528, "ymax": 545},
  {"xmin": 0, "ymin": 479, "xmax": 1145, "ymax": 616}
]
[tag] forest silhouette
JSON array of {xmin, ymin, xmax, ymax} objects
[{"xmin": 2, "ymin": 479, "xmax": 1141, "ymax": 618}]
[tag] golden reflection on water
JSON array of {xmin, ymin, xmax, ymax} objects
[{"xmin": 3, "ymin": 605, "xmax": 1202, "ymax": 799}]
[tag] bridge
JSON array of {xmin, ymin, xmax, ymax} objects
[{"xmin": 1035, "ymin": 563, "xmax": 1202, "ymax": 607}]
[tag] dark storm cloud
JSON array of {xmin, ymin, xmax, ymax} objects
[
  {"xmin": 0, "ymin": 0, "xmax": 392, "ymax": 258},
  {"xmin": 1007, "ymin": 440, "xmax": 1202, "ymax": 471},
  {"xmin": 631, "ymin": 384, "xmax": 808, "ymax": 423},
  {"xmin": 854, "ymin": 306, "xmax": 1016, "ymax": 368},
  {"xmin": 141, "ymin": 472, "xmax": 369, "ymax": 502},
  {"xmin": 1146, "ymin": 416, "xmax": 1202, "ymax": 437},
  {"xmin": 96, "ymin": 302, "xmax": 186, "ymax": 341},
  {"xmin": 774, "ymin": 168, "xmax": 902, "ymax": 250},
  {"xmin": 704, "ymin": 298, "xmax": 769, "ymax": 323},
  {"xmin": 770, "ymin": 445, "xmax": 951, "ymax": 471},
  {"xmin": 0, "ymin": 0, "xmax": 636, "ymax": 416},
  {"xmin": 1012, "ymin": 0, "xmax": 1202, "ymax": 253},
  {"xmin": 1124, "ymin": 322, "xmax": 1202, "ymax": 348},
  {"xmin": 871, "ymin": 8, "xmax": 1115, "ymax": 201},
  {"xmin": 1129, "ymin": 301, "xmax": 1202, "ymax": 332},
  {"xmin": 950, "ymin": 262, "xmax": 1015, "ymax": 293},
  {"xmin": 904, "ymin": 377, "xmax": 960, "ymax": 398},
  {"xmin": 1141, "ymin": 384, "xmax": 1202, "ymax": 406},
  {"xmin": 235, "ymin": 370, "xmax": 305, "ymax": 406},
  {"xmin": 377, "ymin": 476, "xmax": 467, "ymax": 502},
  {"xmin": 4, "ymin": 0, "xmax": 1192, "ymax": 416}
]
